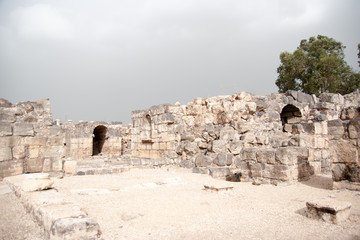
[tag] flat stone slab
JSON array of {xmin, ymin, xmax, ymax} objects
[
  {"xmin": 204, "ymin": 184, "xmax": 234, "ymax": 191},
  {"xmin": 306, "ymin": 198, "xmax": 352, "ymax": 224},
  {"xmin": 4, "ymin": 174, "xmax": 102, "ymax": 239}
]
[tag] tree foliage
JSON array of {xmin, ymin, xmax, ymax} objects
[{"xmin": 276, "ymin": 35, "xmax": 360, "ymax": 96}]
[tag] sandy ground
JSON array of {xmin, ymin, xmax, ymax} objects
[
  {"xmin": 50, "ymin": 167, "xmax": 360, "ymax": 240},
  {"xmin": 0, "ymin": 183, "xmax": 45, "ymax": 240}
]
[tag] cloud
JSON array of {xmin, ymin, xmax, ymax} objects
[{"xmin": 10, "ymin": 4, "xmax": 73, "ymax": 41}]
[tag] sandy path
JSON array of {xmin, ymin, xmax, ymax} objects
[
  {"xmin": 53, "ymin": 168, "xmax": 360, "ymax": 240},
  {"xmin": 0, "ymin": 183, "xmax": 45, "ymax": 240}
]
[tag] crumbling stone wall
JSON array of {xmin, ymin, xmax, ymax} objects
[
  {"xmin": 0, "ymin": 98, "xmax": 64, "ymax": 179},
  {"xmin": 131, "ymin": 91, "xmax": 360, "ymax": 184},
  {"xmin": 0, "ymin": 98, "xmax": 130, "ymax": 179}
]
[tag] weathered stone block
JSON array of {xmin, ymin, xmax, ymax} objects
[
  {"xmin": 329, "ymin": 139, "xmax": 357, "ymax": 164},
  {"xmin": 229, "ymin": 141, "xmax": 242, "ymax": 155},
  {"xmin": 327, "ymin": 120, "xmax": 344, "ymax": 139},
  {"xmin": 52, "ymin": 157, "xmax": 63, "ymax": 171},
  {"xmin": 306, "ymin": 199, "xmax": 351, "ymax": 224},
  {"xmin": 195, "ymin": 154, "xmax": 212, "ymax": 167},
  {"xmin": 21, "ymin": 173, "xmax": 54, "ymax": 191},
  {"xmin": 26, "ymin": 158, "xmax": 43, "ymax": 173},
  {"xmin": 213, "ymin": 153, "xmax": 232, "ymax": 166},
  {"xmin": 50, "ymin": 217, "xmax": 101, "ymax": 239},
  {"xmin": 275, "ymin": 147, "xmax": 308, "ymax": 165},
  {"xmin": 13, "ymin": 123, "xmax": 34, "ymax": 136},
  {"xmin": 0, "ymin": 123, "xmax": 12, "ymax": 136},
  {"xmin": 12, "ymin": 146, "xmax": 25, "ymax": 159},
  {"xmin": 0, "ymin": 160, "xmax": 23, "ymax": 178},
  {"xmin": 240, "ymin": 148, "xmax": 257, "ymax": 161},
  {"xmin": 249, "ymin": 162, "xmax": 262, "ymax": 178},
  {"xmin": 209, "ymin": 167, "xmax": 230, "ymax": 179},
  {"xmin": 314, "ymin": 122, "xmax": 328, "ymax": 135},
  {"xmin": 0, "ymin": 147, "xmax": 12, "ymax": 161},
  {"xmin": 262, "ymin": 164, "xmax": 290, "ymax": 181},
  {"xmin": 212, "ymin": 140, "xmax": 227, "ymax": 153},
  {"xmin": 64, "ymin": 160, "xmax": 77, "ymax": 175},
  {"xmin": 348, "ymin": 118, "xmax": 360, "ymax": 139},
  {"xmin": 219, "ymin": 126, "xmax": 235, "ymax": 141},
  {"xmin": 256, "ymin": 149, "xmax": 275, "ymax": 164}
]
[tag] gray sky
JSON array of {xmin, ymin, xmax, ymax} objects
[{"xmin": 0, "ymin": 0, "xmax": 359, "ymax": 123}]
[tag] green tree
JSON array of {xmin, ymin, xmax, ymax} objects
[{"xmin": 276, "ymin": 35, "xmax": 360, "ymax": 96}]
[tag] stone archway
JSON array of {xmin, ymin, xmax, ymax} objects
[
  {"xmin": 92, "ymin": 125, "xmax": 108, "ymax": 156},
  {"xmin": 280, "ymin": 104, "xmax": 302, "ymax": 131}
]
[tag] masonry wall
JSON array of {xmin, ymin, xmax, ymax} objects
[{"xmin": 131, "ymin": 91, "xmax": 360, "ymax": 184}]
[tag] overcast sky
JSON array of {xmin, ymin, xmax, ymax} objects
[{"xmin": 0, "ymin": 0, "xmax": 359, "ymax": 123}]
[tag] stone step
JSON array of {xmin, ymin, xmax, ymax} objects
[{"xmin": 76, "ymin": 166, "xmax": 131, "ymax": 176}]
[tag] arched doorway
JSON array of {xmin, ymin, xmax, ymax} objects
[
  {"xmin": 280, "ymin": 104, "xmax": 302, "ymax": 131},
  {"xmin": 92, "ymin": 125, "xmax": 108, "ymax": 156}
]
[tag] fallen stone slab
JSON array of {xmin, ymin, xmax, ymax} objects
[
  {"xmin": 204, "ymin": 184, "xmax": 234, "ymax": 192},
  {"xmin": 4, "ymin": 174, "xmax": 102, "ymax": 239},
  {"xmin": 306, "ymin": 198, "xmax": 352, "ymax": 224}
]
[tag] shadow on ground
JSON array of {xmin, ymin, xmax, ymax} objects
[{"xmin": 300, "ymin": 175, "xmax": 333, "ymax": 190}]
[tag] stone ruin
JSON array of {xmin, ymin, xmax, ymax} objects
[{"xmin": 1, "ymin": 90, "xmax": 360, "ymax": 188}]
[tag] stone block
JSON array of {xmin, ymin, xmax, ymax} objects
[
  {"xmin": 52, "ymin": 158, "xmax": 63, "ymax": 171},
  {"xmin": 0, "ymin": 123, "xmax": 12, "ymax": 136},
  {"xmin": 275, "ymin": 147, "xmax": 308, "ymax": 165},
  {"xmin": 195, "ymin": 154, "xmax": 212, "ymax": 167},
  {"xmin": 212, "ymin": 140, "xmax": 227, "ymax": 153},
  {"xmin": 213, "ymin": 153, "xmax": 232, "ymax": 166},
  {"xmin": 29, "ymin": 146, "xmax": 40, "ymax": 158},
  {"xmin": 256, "ymin": 149, "xmax": 275, "ymax": 164},
  {"xmin": 348, "ymin": 118, "xmax": 360, "ymax": 139},
  {"xmin": 12, "ymin": 146, "xmax": 26, "ymax": 159},
  {"xmin": 229, "ymin": 141, "xmax": 242, "ymax": 155},
  {"xmin": 21, "ymin": 173, "xmax": 54, "ymax": 191},
  {"xmin": 51, "ymin": 217, "xmax": 101, "ymax": 240},
  {"xmin": 306, "ymin": 199, "xmax": 351, "ymax": 224},
  {"xmin": 327, "ymin": 120, "xmax": 344, "ymax": 139},
  {"xmin": 219, "ymin": 126, "xmax": 235, "ymax": 141},
  {"xmin": 0, "ymin": 160, "xmax": 23, "ymax": 178},
  {"xmin": 249, "ymin": 162, "xmax": 262, "ymax": 178},
  {"xmin": 64, "ymin": 160, "xmax": 77, "ymax": 175},
  {"xmin": 13, "ymin": 123, "xmax": 34, "ymax": 136},
  {"xmin": 314, "ymin": 122, "xmax": 328, "ymax": 135},
  {"xmin": 42, "ymin": 158, "xmax": 52, "ymax": 172},
  {"xmin": 240, "ymin": 148, "xmax": 257, "ymax": 161},
  {"xmin": 192, "ymin": 167, "xmax": 210, "ymax": 175},
  {"xmin": 0, "ymin": 147, "xmax": 12, "ymax": 161},
  {"xmin": 263, "ymin": 164, "xmax": 290, "ymax": 181},
  {"xmin": 209, "ymin": 167, "xmax": 230, "ymax": 179},
  {"xmin": 330, "ymin": 140, "xmax": 357, "ymax": 164},
  {"xmin": 26, "ymin": 158, "xmax": 43, "ymax": 173}
]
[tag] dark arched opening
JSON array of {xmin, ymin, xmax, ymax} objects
[
  {"xmin": 92, "ymin": 125, "xmax": 108, "ymax": 156},
  {"xmin": 280, "ymin": 104, "xmax": 302, "ymax": 131}
]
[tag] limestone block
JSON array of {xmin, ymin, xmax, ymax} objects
[
  {"xmin": 52, "ymin": 158, "xmax": 63, "ymax": 171},
  {"xmin": 23, "ymin": 136, "xmax": 47, "ymax": 146},
  {"xmin": 212, "ymin": 140, "xmax": 227, "ymax": 153},
  {"xmin": 348, "ymin": 118, "xmax": 360, "ymax": 139},
  {"xmin": 263, "ymin": 164, "xmax": 291, "ymax": 181},
  {"xmin": 0, "ymin": 109, "xmax": 16, "ymax": 123},
  {"xmin": 42, "ymin": 146, "xmax": 64, "ymax": 158},
  {"xmin": 213, "ymin": 153, "xmax": 232, "ymax": 166},
  {"xmin": 0, "ymin": 123, "xmax": 12, "ymax": 136},
  {"xmin": 306, "ymin": 199, "xmax": 351, "ymax": 224},
  {"xmin": 314, "ymin": 122, "xmax": 328, "ymax": 135},
  {"xmin": 299, "ymin": 135, "xmax": 315, "ymax": 148},
  {"xmin": 275, "ymin": 147, "xmax": 308, "ymax": 165},
  {"xmin": 64, "ymin": 160, "xmax": 77, "ymax": 175},
  {"xmin": 183, "ymin": 141, "xmax": 199, "ymax": 156},
  {"xmin": 0, "ymin": 147, "xmax": 12, "ymax": 161},
  {"xmin": 13, "ymin": 123, "xmax": 34, "ymax": 136},
  {"xmin": 330, "ymin": 139, "xmax": 357, "ymax": 164},
  {"xmin": 50, "ymin": 217, "xmax": 101, "ymax": 240},
  {"xmin": 21, "ymin": 173, "xmax": 54, "ymax": 191},
  {"xmin": 195, "ymin": 154, "xmax": 212, "ymax": 167},
  {"xmin": 256, "ymin": 149, "xmax": 275, "ymax": 164},
  {"xmin": 246, "ymin": 102, "xmax": 257, "ymax": 113},
  {"xmin": 29, "ymin": 146, "xmax": 40, "ymax": 158},
  {"xmin": 332, "ymin": 163, "xmax": 346, "ymax": 181},
  {"xmin": 42, "ymin": 158, "xmax": 52, "ymax": 172},
  {"xmin": 249, "ymin": 162, "xmax": 262, "ymax": 178},
  {"xmin": 0, "ymin": 160, "xmax": 23, "ymax": 178},
  {"xmin": 219, "ymin": 126, "xmax": 235, "ymax": 141},
  {"xmin": 229, "ymin": 140, "xmax": 242, "ymax": 155},
  {"xmin": 315, "ymin": 137, "xmax": 328, "ymax": 149},
  {"xmin": 209, "ymin": 167, "xmax": 230, "ymax": 179},
  {"xmin": 327, "ymin": 120, "xmax": 344, "ymax": 139},
  {"xmin": 320, "ymin": 93, "xmax": 344, "ymax": 105},
  {"xmin": 12, "ymin": 146, "xmax": 25, "ymax": 159},
  {"xmin": 240, "ymin": 148, "xmax": 257, "ymax": 161},
  {"xmin": 26, "ymin": 158, "xmax": 43, "ymax": 173},
  {"xmin": 309, "ymin": 161, "xmax": 322, "ymax": 175}
]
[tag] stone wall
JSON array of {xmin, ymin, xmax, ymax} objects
[
  {"xmin": 1, "ymin": 90, "xmax": 359, "ymax": 185},
  {"xmin": 131, "ymin": 91, "xmax": 360, "ymax": 185},
  {"xmin": 0, "ymin": 98, "xmax": 130, "ymax": 179}
]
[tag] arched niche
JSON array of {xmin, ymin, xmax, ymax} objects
[
  {"xmin": 280, "ymin": 104, "xmax": 302, "ymax": 131},
  {"xmin": 92, "ymin": 125, "xmax": 108, "ymax": 156}
]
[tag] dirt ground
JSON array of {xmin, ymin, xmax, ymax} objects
[
  {"xmin": 0, "ymin": 183, "xmax": 45, "ymax": 240},
  {"xmin": 54, "ymin": 167, "xmax": 360, "ymax": 240},
  {"xmin": 1, "ymin": 167, "xmax": 360, "ymax": 240}
]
